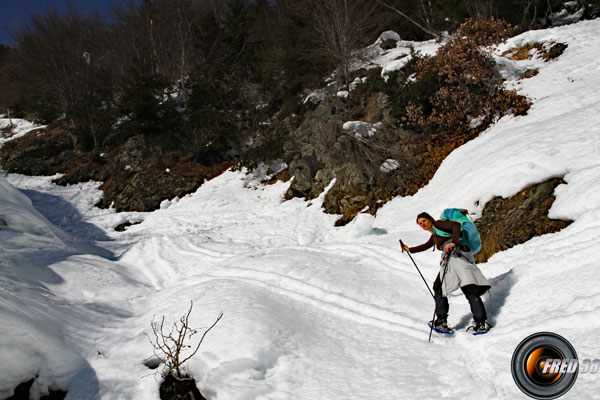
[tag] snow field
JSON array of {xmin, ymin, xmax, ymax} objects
[{"xmin": 1, "ymin": 19, "xmax": 600, "ymax": 400}]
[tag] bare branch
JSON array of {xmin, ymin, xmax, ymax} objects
[
  {"xmin": 375, "ymin": 0, "xmax": 440, "ymax": 39},
  {"xmin": 146, "ymin": 301, "xmax": 223, "ymax": 379},
  {"xmin": 180, "ymin": 312, "xmax": 223, "ymax": 366}
]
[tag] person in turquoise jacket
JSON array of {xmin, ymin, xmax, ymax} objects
[{"xmin": 402, "ymin": 212, "xmax": 491, "ymax": 333}]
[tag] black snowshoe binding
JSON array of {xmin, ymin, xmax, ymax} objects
[
  {"xmin": 467, "ymin": 321, "xmax": 491, "ymax": 335},
  {"xmin": 429, "ymin": 318, "xmax": 454, "ymax": 335}
]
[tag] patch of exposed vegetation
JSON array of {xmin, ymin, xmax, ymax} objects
[{"xmin": 503, "ymin": 41, "xmax": 568, "ymax": 61}]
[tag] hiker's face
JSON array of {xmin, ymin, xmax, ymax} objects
[{"xmin": 417, "ymin": 217, "xmax": 432, "ymax": 231}]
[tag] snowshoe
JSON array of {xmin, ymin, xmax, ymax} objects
[
  {"xmin": 466, "ymin": 321, "xmax": 491, "ymax": 335},
  {"xmin": 428, "ymin": 319, "xmax": 454, "ymax": 335}
]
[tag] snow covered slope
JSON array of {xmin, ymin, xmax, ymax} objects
[{"xmin": 1, "ymin": 19, "xmax": 600, "ymax": 400}]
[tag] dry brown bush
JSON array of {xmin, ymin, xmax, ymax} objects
[
  {"xmin": 457, "ymin": 17, "xmax": 515, "ymax": 46},
  {"xmin": 405, "ymin": 17, "xmax": 530, "ymax": 137}
]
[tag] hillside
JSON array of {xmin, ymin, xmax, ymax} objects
[{"xmin": 1, "ymin": 18, "xmax": 600, "ymax": 400}]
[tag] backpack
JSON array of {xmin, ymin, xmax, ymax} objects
[{"xmin": 433, "ymin": 208, "xmax": 481, "ymax": 254}]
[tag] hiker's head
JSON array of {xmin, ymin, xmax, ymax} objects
[{"xmin": 416, "ymin": 212, "xmax": 434, "ymax": 232}]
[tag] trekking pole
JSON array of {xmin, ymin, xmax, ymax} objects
[
  {"xmin": 399, "ymin": 239, "xmax": 434, "ymax": 298},
  {"xmin": 428, "ymin": 249, "xmax": 454, "ymax": 342}
]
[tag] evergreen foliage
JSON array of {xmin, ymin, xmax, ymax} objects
[
  {"xmin": 0, "ymin": 45, "xmax": 10, "ymax": 66},
  {"xmin": 0, "ymin": 0, "xmax": 587, "ymax": 158}
]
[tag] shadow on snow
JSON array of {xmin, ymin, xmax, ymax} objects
[
  {"xmin": 454, "ymin": 270, "xmax": 515, "ymax": 329},
  {"xmin": 21, "ymin": 189, "xmax": 116, "ymax": 260}
]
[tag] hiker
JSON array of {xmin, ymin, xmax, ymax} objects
[{"xmin": 402, "ymin": 211, "xmax": 491, "ymax": 333}]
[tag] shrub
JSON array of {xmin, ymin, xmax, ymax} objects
[
  {"xmin": 456, "ymin": 16, "xmax": 515, "ymax": 46},
  {"xmin": 384, "ymin": 50, "xmax": 438, "ymax": 125},
  {"xmin": 147, "ymin": 302, "xmax": 222, "ymax": 400},
  {"xmin": 356, "ymin": 67, "xmax": 386, "ymax": 95},
  {"xmin": 396, "ymin": 18, "xmax": 529, "ymax": 136}
]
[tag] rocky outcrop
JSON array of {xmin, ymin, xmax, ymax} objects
[
  {"xmin": 475, "ymin": 178, "xmax": 572, "ymax": 263},
  {"xmin": 283, "ymin": 96, "xmax": 482, "ymax": 224},
  {"xmin": 0, "ymin": 124, "xmax": 233, "ymax": 212},
  {"xmin": 95, "ymin": 139, "xmax": 233, "ymax": 212},
  {"xmin": 0, "ymin": 123, "xmax": 76, "ymax": 175}
]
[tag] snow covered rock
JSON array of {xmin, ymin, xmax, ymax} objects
[
  {"xmin": 342, "ymin": 121, "xmax": 379, "ymax": 138},
  {"xmin": 375, "ymin": 30, "xmax": 401, "ymax": 50}
]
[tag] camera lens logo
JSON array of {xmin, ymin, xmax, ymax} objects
[{"xmin": 512, "ymin": 332, "xmax": 579, "ymax": 399}]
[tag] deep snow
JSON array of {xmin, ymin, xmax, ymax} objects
[{"xmin": 1, "ymin": 19, "xmax": 600, "ymax": 400}]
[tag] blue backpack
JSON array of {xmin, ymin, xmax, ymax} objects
[{"xmin": 433, "ymin": 208, "xmax": 481, "ymax": 254}]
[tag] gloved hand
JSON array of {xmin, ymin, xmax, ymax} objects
[{"xmin": 443, "ymin": 242, "xmax": 456, "ymax": 253}]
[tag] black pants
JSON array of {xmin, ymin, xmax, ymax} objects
[{"xmin": 433, "ymin": 274, "xmax": 487, "ymax": 323}]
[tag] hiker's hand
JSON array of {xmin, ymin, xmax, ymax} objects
[
  {"xmin": 402, "ymin": 245, "xmax": 410, "ymax": 252},
  {"xmin": 444, "ymin": 243, "xmax": 456, "ymax": 253}
]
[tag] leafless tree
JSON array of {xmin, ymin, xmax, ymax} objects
[
  {"xmin": 6, "ymin": 6, "xmax": 117, "ymax": 148},
  {"xmin": 286, "ymin": 0, "xmax": 382, "ymax": 85},
  {"xmin": 375, "ymin": 0, "xmax": 441, "ymax": 39},
  {"xmin": 519, "ymin": 0, "xmax": 557, "ymax": 30},
  {"xmin": 174, "ymin": 0, "xmax": 194, "ymax": 106},
  {"xmin": 463, "ymin": 0, "xmax": 499, "ymax": 19}
]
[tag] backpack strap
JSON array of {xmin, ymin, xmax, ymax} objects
[
  {"xmin": 433, "ymin": 220, "xmax": 455, "ymax": 238},
  {"xmin": 433, "ymin": 226, "xmax": 451, "ymax": 237}
]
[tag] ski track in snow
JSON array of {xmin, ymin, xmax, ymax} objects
[
  {"xmin": 203, "ymin": 267, "xmax": 422, "ymax": 337},
  {"xmin": 2, "ymin": 19, "xmax": 600, "ymax": 400},
  {"xmin": 123, "ymin": 227, "xmax": 427, "ymax": 337}
]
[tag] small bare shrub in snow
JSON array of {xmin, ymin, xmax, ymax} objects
[{"xmin": 147, "ymin": 301, "xmax": 222, "ymax": 400}]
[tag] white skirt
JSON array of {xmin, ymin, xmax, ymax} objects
[{"xmin": 439, "ymin": 253, "xmax": 491, "ymax": 296}]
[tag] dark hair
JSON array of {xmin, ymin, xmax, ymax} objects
[{"xmin": 416, "ymin": 212, "xmax": 434, "ymax": 223}]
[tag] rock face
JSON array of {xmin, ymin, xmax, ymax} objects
[
  {"xmin": 0, "ymin": 123, "xmax": 233, "ymax": 212},
  {"xmin": 283, "ymin": 96, "xmax": 480, "ymax": 224},
  {"xmin": 474, "ymin": 178, "xmax": 572, "ymax": 263},
  {"xmin": 91, "ymin": 135, "xmax": 216, "ymax": 212},
  {"xmin": 0, "ymin": 123, "xmax": 75, "ymax": 175}
]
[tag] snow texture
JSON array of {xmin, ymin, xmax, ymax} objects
[
  {"xmin": 1, "ymin": 20, "xmax": 600, "ymax": 400},
  {"xmin": 342, "ymin": 121, "xmax": 379, "ymax": 138},
  {"xmin": 380, "ymin": 159, "xmax": 400, "ymax": 173},
  {"xmin": 0, "ymin": 117, "xmax": 45, "ymax": 145},
  {"xmin": 353, "ymin": 30, "xmax": 438, "ymax": 79}
]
